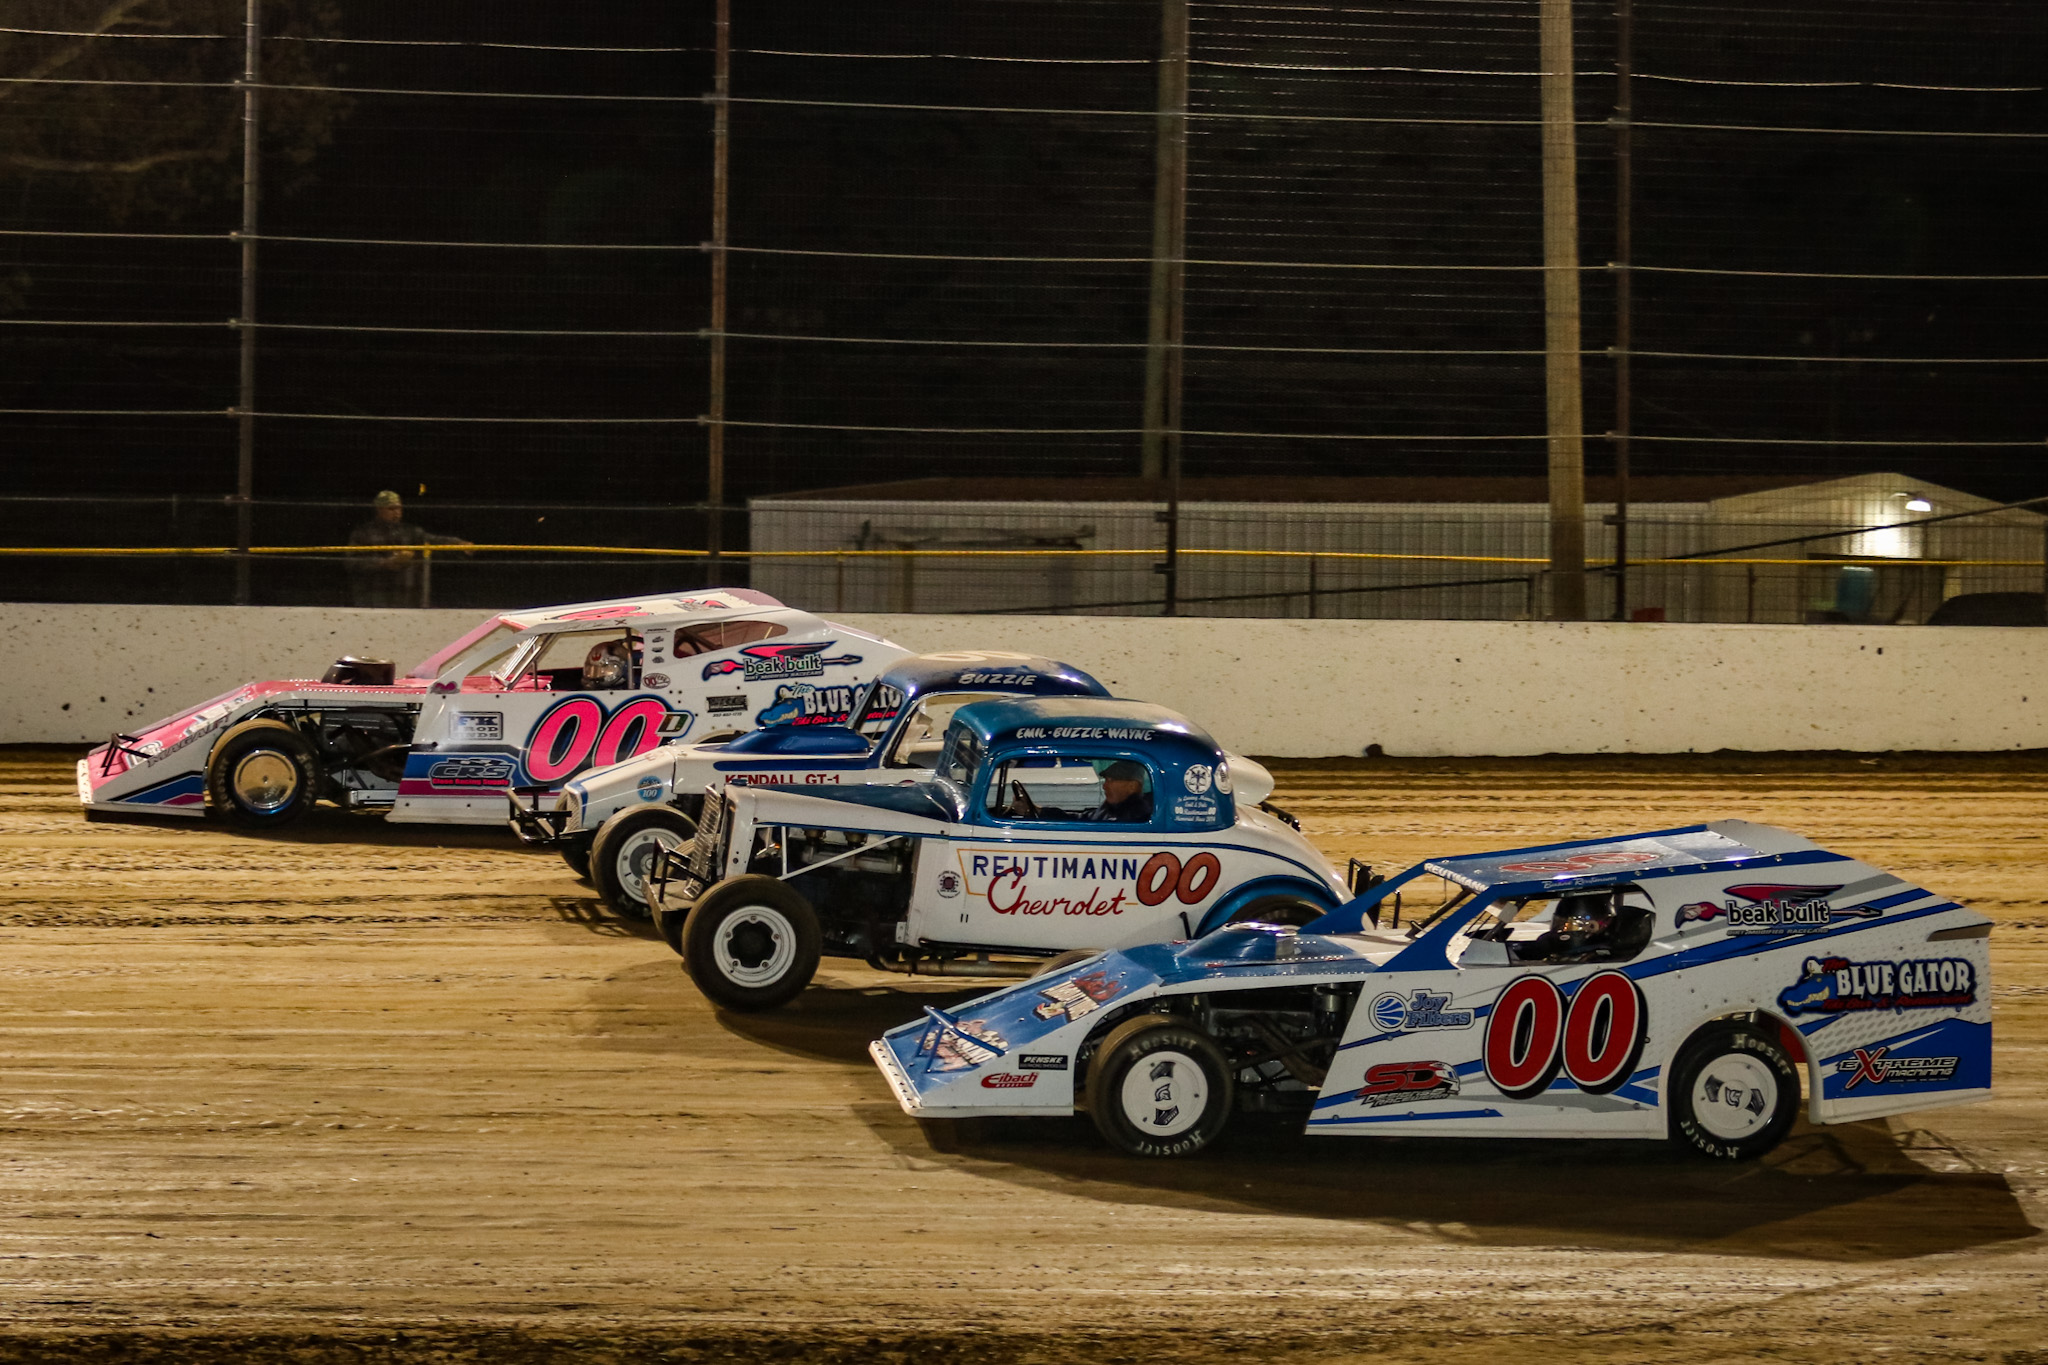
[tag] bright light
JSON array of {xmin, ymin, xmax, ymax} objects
[{"xmin": 1905, "ymin": 497, "xmax": 1933, "ymax": 513}]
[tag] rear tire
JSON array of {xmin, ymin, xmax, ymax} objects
[
  {"xmin": 206, "ymin": 720, "xmax": 320, "ymax": 828},
  {"xmin": 1668, "ymin": 1023, "xmax": 1801, "ymax": 1160},
  {"xmin": 559, "ymin": 839, "xmax": 593, "ymax": 882},
  {"xmin": 682, "ymin": 875, "xmax": 822, "ymax": 1012},
  {"xmin": 1033, "ymin": 948, "xmax": 1100, "ymax": 978},
  {"xmin": 589, "ymin": 806, "xmax": 695, "ymax": 919},
  {"xmin": 1085, "ymin": 1015, "xmax": 1233, "ymax": 1157}
]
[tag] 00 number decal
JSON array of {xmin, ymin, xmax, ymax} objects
[
  {"xmin": 524, "ymin": 696, "xmax": 675, "ymax": 784},
  {"xmin": 1482, "ymin": 971, "xmax": 1647, "ymax": 1100}
]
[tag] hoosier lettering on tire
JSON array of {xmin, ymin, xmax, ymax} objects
[
  {"xmin": 1084, "ymin": 1015, "xmax": 1234, "ymax": 1158},
  {"xmin": 1668, "ymin": 1022, "xmax": 1802, "ymax": 1161}
]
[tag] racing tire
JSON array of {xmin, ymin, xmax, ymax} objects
[
  {"xmin": 1084, "ymin": 1015, "xmax": 1234, "ymax": 1158},
  {"xmin": 1223, "ymin": 895, "xmax": 1326, "ymax": 929},
  {"xmin": 205, "ymin": 720, "xmax": 321, "ymax": 828},
  {"xmin": 1033, "ymin": 948, "xmax": 1101, "ymax": 978},
  {"xmin": 559, "ymin": 838, "xmax": 593, "ymax": 883},
  {"xmin": 681, "ymin": 875, "xmax": 823, "ymax": 1012},
  {"xmin": 1667, "ymin": 1022, "xmax": 1802, "ymax": 1161},
  {"xmin": 589, "ymin": 806, "xmax": 696, "ymax": 920}
]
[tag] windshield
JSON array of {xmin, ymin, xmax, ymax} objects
[
  {"xmin": 935, "ymin": 725, "xmax": 982, "ymax": 787},
  {"xmin": 430, "ymin": 623, "xmax": 525, "ymax": 683},
  {"xmin": 885, "ymin": 692, "xmax": 1008, "ymax": 769},
  {"xmin": 1396, "ymin": 872, "xmax": 1476, "ymax": 938}
]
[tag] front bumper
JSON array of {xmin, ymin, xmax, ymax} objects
[
  {"xmin": 869, "ymin": 1038, "xmax": 925, "ymax": 1116},
  {"xmin": 507, "ymin": 787, "xmax": 577, "ymax": 846}
]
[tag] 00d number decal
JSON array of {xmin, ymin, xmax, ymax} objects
[
  {"xmin": 524, "ymin": 695, "xmax": 675, "ymax": 784},
  {"xmin": 1482, "ymin": 971, "xmax": 1647, "ymax": 1100}
]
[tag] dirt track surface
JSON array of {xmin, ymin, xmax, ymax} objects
[{"xmin": 4, "ymin": 746, "xmax": 2047, "ymax": 1363}]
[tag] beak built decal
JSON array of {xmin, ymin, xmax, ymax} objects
[
  {"xmin": 1675, "ymin": 883, "xmax": 1871, "ymax": 935},
  {"xmin": 701, "ymin": 641, "xmax": 864, "ymax": 682}
]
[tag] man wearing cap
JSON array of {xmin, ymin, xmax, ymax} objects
[
  {"xmin": 347, "ymin": 490, "xmax": 470, "ymax": 608},
  {"xmin": 1013, "ymin": 759, "xmax": 1154, "ymax": 823}
]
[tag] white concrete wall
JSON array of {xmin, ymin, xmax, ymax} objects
[{"xmin": 4, "ymin": 603, "xmax": 2042, "ymax": 756}]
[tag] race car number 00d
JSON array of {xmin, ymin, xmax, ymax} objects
[
  {"xmin": 1483, "ymin": 972, "xmax": 1648, "ymax": 1099},
  {"xmin": 526, "ymin": 697, "xmax": 673, "ymax": 783}
]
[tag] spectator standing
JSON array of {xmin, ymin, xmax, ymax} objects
[{"xmin": 347, "ymin": 490, "xmax": 469, "ymax": 607}]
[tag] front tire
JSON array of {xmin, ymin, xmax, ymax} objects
[
  {"xmin": 1668, "ymin": 1023, "xmax": 1801, "ymax": 1160},
  {"xmin": 589, "ymin": 806, "xmax": 695, "ymax": 919},
  {"xmin": 1085, "ymin": 1015, "xmax": 1234, "ymax": 1157},
  {"xmin": 206, "ymin": 720, "xmax": 320, "ymax": 828},
  {"xmin": 559, "ymin": 838, "xmax": 593, "ymax": 882},
  {"xmin": 681, "ymin": 875, "xmax": 822, "ymax": 1012}
]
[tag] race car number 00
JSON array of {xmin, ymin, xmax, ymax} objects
[
  {"xmin": 1483, "ymin": 972, "xmax": 1647, "ymax": 1099},
  {"xmin": 525, "ymin": 697, "xmax": 671, "ymax": 783},
  {"xmin": 1135, "ymin": 851, "xmax": 1222, "ymax": 907}
]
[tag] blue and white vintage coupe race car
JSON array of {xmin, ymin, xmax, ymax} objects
[
  {"xmin": 871, "ymin": 820, "xmax": 1992, "ymax": 1161},
  {"xmin": 517, "ymin": 651, "xmax": 1279, "ymax": 918},
  {"xmin": 652, "ymin": 697, "xmax": 1349, "ymax": 1011}
]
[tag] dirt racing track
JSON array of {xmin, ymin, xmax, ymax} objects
[{"xmin": 3, "ymin": 746, "xmax": 2046, "ymax": 1363}]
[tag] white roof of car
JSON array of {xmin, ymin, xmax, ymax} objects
[{"xmin": 494, "ymin": 587, "xmax": 798, "ymax": 631}]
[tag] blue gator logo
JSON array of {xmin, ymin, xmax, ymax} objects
[
  {"xmin": 756, "ymin": 683, "xmax": 859, "ymax": 728},
  {"xmin": 1777, "ymin": 955, "xmax": 1977, "ymax": 1018}
]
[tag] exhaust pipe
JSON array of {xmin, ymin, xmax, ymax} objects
[{"xmin": 866, "ymin": 954, "xmax": 1043, "ymax": 979}]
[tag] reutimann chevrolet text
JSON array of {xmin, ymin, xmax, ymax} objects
[
  {"xmin": 872, "ymin": 821, "xmax": 1992, "ymax": 1160},
  {"xmin": 652, "ymin": 697, "xmax": 1346, "ymax": 1010},
  {"xmin": 78, "ymin": 590, "xmax": 907, "ymax": 828}
]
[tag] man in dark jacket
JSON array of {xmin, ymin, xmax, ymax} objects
[{"xmin": 347, "ymin": 490, "xmax": 469, "ymax": 607}]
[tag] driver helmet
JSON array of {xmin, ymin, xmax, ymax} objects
[
  {"xmin": 582, "ymin": 640, "xmax": 630, "ymax": 689},
  {"xmin": 1553, "ymin": 892, "xmax": 1614, "ymax": 938}
]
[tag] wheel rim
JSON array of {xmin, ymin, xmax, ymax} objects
[
  {"xmin": 231, "ymin": 750, "xmax": 299, "ymax": 813},
  {"xmin": 1118, "ymin": 1048, "xmax": 1209, "ymax": 1139},
  {"xmin": 1690, "ymin": 1052, "xmax": 1779, "ymax": 1140},
  {"xmin": 712, "ymin": 905, "xmax": 798, "ymax": 987},
  {"xmin": 617, "ymin": 827, "xmax": 686, "ymax": 903}
]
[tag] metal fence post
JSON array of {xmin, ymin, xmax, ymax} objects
[
  {"xmin": 705, "ymin": 0, "xmax": 731, "ymax": 584},
  {"xmin": 232, "ymin": 0, "xmax": 262, "ymax": 606},
  {"xmin": 1540, "ymin": 0, "xmax": 1586, "ymax": 621}
]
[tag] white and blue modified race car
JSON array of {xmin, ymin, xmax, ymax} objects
[
  {"xmin": 871, "ymin": 820, "xmax": 1992, "ymax": 1161},
  {"xmin": 653, "ymin": 697, "xmax": 1349, "ymax": 1012}
]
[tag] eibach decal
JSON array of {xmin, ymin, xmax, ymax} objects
[
  {"xmin": 1776, "ymin": 955, "xmax": 1977, "ymax": 1018},
  {"xmin": 1356, "ymin": 1060, "xmax": 1461, "ymax": 1108},
  {"xmin": 701, "ymin": 640, "xmax": 863, "ymax": 682},
  {"xmin": 1482, "ymin": 971, "xmax": 1647, "ymax": 1099},
  {"xmin": 1674, "ymin": 883, "xmax": 1874, "ymax": 934},
  {"xmin": 522, "ymin": 695, "xmax": 679, "ymax": 784}
]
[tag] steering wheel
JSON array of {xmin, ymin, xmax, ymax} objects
[{"xmin": 1009, "ymin": 779, "xmax": 1039, "ymax": 818}]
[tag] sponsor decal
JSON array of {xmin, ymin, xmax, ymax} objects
[
  {"xmin": 916, "ymin": 1017, "xmax": 1007, "ymax": 1072},
  {"xmin": 1482, "ymin": 971, "xmax": 1647, "ymax": 1099},
  {"xmin": 700, "ymin": 641, "xmax": 863, "ymax": 682},
  {"xmin": 935, "ymin": 869, "xmax": 963, "ymax": 898},
  {"xmin": 1020, "ymin": 1053, "xmax": 1069, "ymax": 1071},
  {"xmin": 980, "ymin": 1072, "xmax": 1038, "ymax": 1089},
  {"xmin": 1675, "ymin": 883, "xmax": 1872, "ymax": 934},
  {"xmin": 708, "ymin": 693, "xmax": 749, "ymax": 714},
  {"xmin": 1012, "ymin": 726, "xmax": 1156, "ymax": 741},
  {"xmin": 727, "ymin": 771, "xmax": 845, "ymax": 787},
  {"xmin": 637, "ymin": 776, "xmax": 664, "ymax": 802},
  {"xmin": 178, "ymin": 688, "xmax": 256, "ymax": 742},
  {"xmin": 1357, "ymin": 1060, "xmax": 1461, "ymax": 1108},
  {"xmin": 1172, "ymin": 795, "xmax": 1217, "ymax": 823},
  {"xmin": 521, "ymin": 695, "xmax": 679, "ymax": 784},
  {"xmin": 958, "ymin": 671, "xmax": 1034, "ymax": 686},
  {"xmin": 453, "ymin": 711, "xmax": 503, "ymax": 742},
  {"xmin": 553, "ymin": 605, "xmax": 646, "ymax": 621},
  {"xmin": 1033, "ymin": 970, "xmax": 1123, "ymax": 1022},
  {"xmin": 1496, "ymin": 850, "xmax": 1662, "ymax": 875},
  {"xmin": 1701, "ymin": 1072, "xmax": 1770, "ymax": 1119},
  {"xmin": 673, "ymin": 596, "xmax": 732, "ymax": 612},
  {"xmin": 426, "ymin": 755, "xmax": 517, "ymax": 789},
  {"xmin": 1369, "ymin": 988, "xmax": 1476, "ymax": 1033},
  {"xmin": 1183, "ymin": 763, "xmax": 1214, "ymax": 795},
  {"xmin": 756, "ymin": 682, "xmax": 859, "ymax": 728},
  {"xmin": 1837, "ymin": 1046, "xmax": 1960, "ymax": 1090},
  {"xmin": 642, "ymin": 672, "xmax": 672, "ymax": 690},
  {"xmin": 1777, "ymin": 955, "xmax": 1977, "ymax": 1018},
  {"xmin": 959, "ymin": 848, "xmax": 1221, "ymax": 918}
]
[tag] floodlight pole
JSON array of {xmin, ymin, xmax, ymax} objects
[
  {"xmin": 232, "ymin": 0, "xmax": 261, "ymax": 606},
  {"xmin": 1609, "ymin": 0, "xmax": 1633, "ymax": 621},
  {"xmin": 1142, "ymin": 0, "xmax": 1189, "ymax": 614},
  {"xmin": 705, "ymin": 0, "xmax": 730, "ymax": 583},
  {"xmin": 1540, "ymin": 0, "xmax": 1587, "ymax": 621}
]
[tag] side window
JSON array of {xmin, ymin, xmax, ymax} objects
[
  {"xmin": 518, "ymin": 629, "xmax": 642, "ymax": 692},
  {"xmin": 985, "ymin": 755, "xmax": 1154, "ymax": 825},
  {"xmin": 885, "ymin": 692, "xmax": 1005, "ymax": 769},
  {"xmin": 671, "ymin": 619, "xmax": 788, "ymax": 657},
  {"xmin": 1462, "ymin": 886, "xmax": 1655, "ymax": 966},
  {"xmin": 936, "ymin": 726, "xmax": 981, "ymax": 787}
]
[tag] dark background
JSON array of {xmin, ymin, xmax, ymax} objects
[{"xmin": 2, "ymin": 0, "xmax": 2044, "ymax": 603}]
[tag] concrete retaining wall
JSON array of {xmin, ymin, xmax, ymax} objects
[{"xmin": 4, "ymin": 603, "xmax": 2040, "ymax": 756}]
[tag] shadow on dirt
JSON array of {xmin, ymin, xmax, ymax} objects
[{"xmin": 851, "ymin": 1099, "xmax": 2037, "ymax": 1262}]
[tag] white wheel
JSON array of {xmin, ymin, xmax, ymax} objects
[
  {"xmin": 711, "ymin": 905, "xmax": 800, "ymax": 988},
  {"xmin": 589, "ymin": 805, "xmax": 695, "ymax": 919},
  {"xmin": 1686, "ymin": 1052, "xmax": 1779, "ymax": 1142},
  {"xmin": 1115, "ymin": 1048, "xmax": 1211, "ymax": 1140}
]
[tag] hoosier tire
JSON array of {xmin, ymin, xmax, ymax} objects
[
  {"xmin": 1668, "ymin": 1022, "xmax": 1802, "ymax": 1161},
  {"xmin": 681, "ymin": 875, "xmax": 822, "ymax": 1012},
  {"xmin": 588, "ymin": 806, "xmax": 696, "ymax": 919},
  {"xmin": 205, "ymin": 719, "xmax": 321, "ymax": 828},
  {"xmin": 1084, "ymin": 1015, "xmax": 1234, "ymax": 1158}
]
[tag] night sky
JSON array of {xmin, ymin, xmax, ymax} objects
[{"xmin": 3, "ymin": 0, "xmax": 2045, "ymax": 595}]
